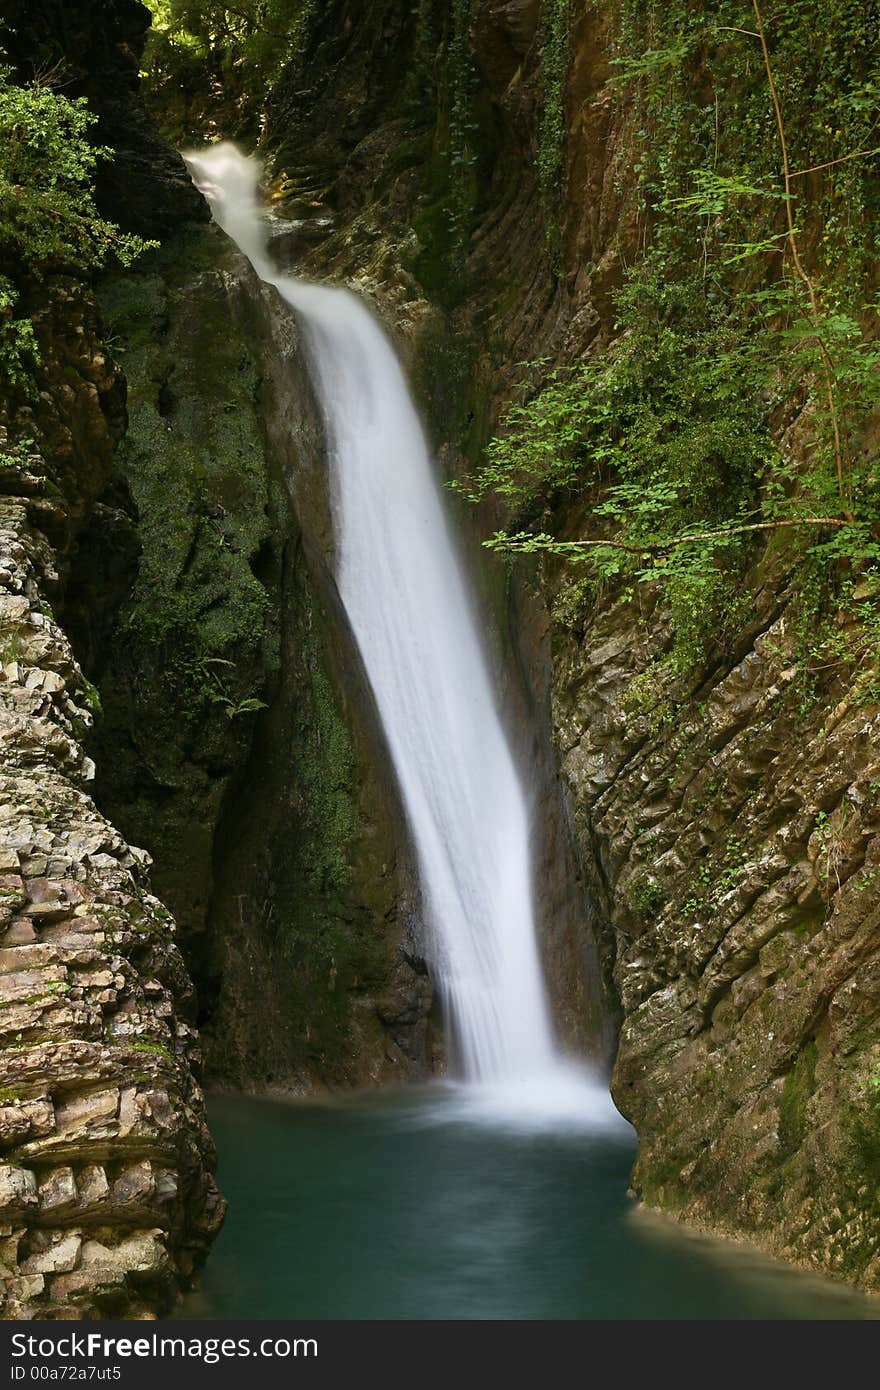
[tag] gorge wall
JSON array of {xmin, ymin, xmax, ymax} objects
[
  {"xmin": 5, "ymin": 0, "xmax": 438, "ymax": 1111},
  {"xmin": 0, "ymin": 301, "xmax": 223, "ymax": 1315}
]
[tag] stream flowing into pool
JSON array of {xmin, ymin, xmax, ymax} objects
[{"xmin": 180, "ymin": 1092, "xmax": 878, "ymax": 1321}]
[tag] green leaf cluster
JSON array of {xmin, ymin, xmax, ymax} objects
[
  {"xmin": 0, "ymin": 68, "xmax": 156, "ymax": 392},
  {"xmin": 0, "ymin": 69, "xmax": 155, "ymax": 275},
  {"xmin": 142, "ymin": 0, "xmax": 316, "ymax": 139}
]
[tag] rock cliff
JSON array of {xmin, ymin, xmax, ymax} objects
[
  {"xmin": 91, "ymin": 228, "xmax": 434, "ymax": 1091},
  {"xmin": 0, "ymin": 0, "xmax": 224, "ymax": 1322},
  {"xmin": 0, "ymin": 294, "xmax": 222, "ymax": 1316}
]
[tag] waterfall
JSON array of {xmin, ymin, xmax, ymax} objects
[{"xmin": 184, "ymin": 144, "xmax": 619, "ymax": 1120}]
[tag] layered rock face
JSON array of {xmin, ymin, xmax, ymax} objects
[
  {"xmin": 0, "ymin": 0, "xmax": 225, "ymax": 1320},
  {"xmin": 554, "ymin": 571, "xmax": 880, "ymax": 1284},
  {"xmin": 0, "ymin": 428, "xmax": 223, "ymax": 1319},
  {"xmin": 470, "ymin": 1, "xmax": 880, "ymax": 1284}
]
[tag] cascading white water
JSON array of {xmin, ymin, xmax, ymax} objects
[{"xmin": 185, "ymin": 143, "xmax": 623, "ymax": 1122}]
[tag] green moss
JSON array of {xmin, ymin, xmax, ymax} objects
[
  {"xmin": 628, "ymin": 871, "xmax": 664, "ymax": 919},
  {"xmin": 410, "ymin": 199, "xmax": 466, "ymax": 305},
  {"xmin": 849, "ymin": 1103, "xmax": 880, "ymax": 1185},
  {"xmin": 635, "ymin": 1149, "xmax": 691, "ymax": 1211},
  {"xmin": 82, "ymin": 679, "xmax": 103, "ymax": 717},
  {"xmin": 97, "ymin": 234, "xmax": 280, "ymax": 732},
  {"xmin": 779, "ymin": 1040, "xmax": 818, "ymax": 1158},
  {"xmin": 295, "ymin": 652, "xmax": 357, "ymax": 902},
  {"xmin": 124, "ymin": 1040, "xmax": 174, "ymax": 1059},
  {"xmin": 411, "ymin": 313, "xmax": 480, "ymax": 462},
  {"xmin": 551, "ymin": 576, "xmax": 596, "ymax": 633}
]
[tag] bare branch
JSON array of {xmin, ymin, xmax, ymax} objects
[
  {"xmin": 494, "ymin": 517, "xmax": 850, "ymax": 557},
  {"xmin": 790, "ymin": 146, "xmax": 880, "ymax": 179}
]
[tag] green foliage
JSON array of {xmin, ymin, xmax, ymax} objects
[
  {"xmin": 715, "ymin": 833, "xmax": 747, "ymax": 894},
  {"xmin": 538, "ymin": 0, "xmax": 572, "ymax": 262},
  {"xmin": 811, "ymin": 803, "xmax": 853, "ymax": 890},
  {"xmin": 0, "ymin": 436, "xmax": 32, "ymax": 472},
  {"xmin": 787, "ymin": 558, "xmax": 880, "ymax": 712},
  {"xmin": 81, "ymin": 678, "xmax": 103, "ymax": 718},
  {"xmin": 126, "ymin": 1040, "xmax": 174, "ymax": 1058},
  {"xmin": 179, "ymin": 654, "xmax": 269, "ymax": 718},
  {"xmin": 0, "ymin": 279, "xmax": 38, "ymax": 389},
  {"xmin": 126, "ymin": 567, "xmax": 271, "ymax": 722},
  {"xmin": 0, "ymin": 68, "xmax": 156, "ymax": 393},
  {"xmin": 457, "ymin": 268, "xmax": 771, "ymax": 671},
  {"xmin": 682, "ymin": 832, "xmax": 749, "ymax": 918},
  {"xmin": 779, "ymin": 1040, "xmax": 818, "ymax": 1158},
  {"xmin": 0, "ymin": 70, "xmax": 155, "ymax": 276},
  {"xmin": 628, "ymin": 870, "xmax": 664, "ymax": 918},
  {"xmin": 142, "ymin": 0, "xmax": 316, "ymax": 137},
  {"xmin": 0, "ymin": 634, "xmax": 22, "ymax": 664},
  {"xmin": 461, "ymin": 0, "xmax": 880, "ymax": 686},
  {"xmin": 551, "ymin": 573, "xmax": 596, "ymax": 631},
  {"xmin": 623, "ymin": 662, "xmax": 674, "ymax": 732}
]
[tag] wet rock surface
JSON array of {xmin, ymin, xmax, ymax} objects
[{"xmin": 553, "ymin": 576, "xmax": 880, "ymax": 1285}]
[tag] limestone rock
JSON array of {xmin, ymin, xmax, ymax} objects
[
  {"xmin": 37, "ymin": 1168, "xmax": 77, "ymax": 1212},
  {"xmin": 0, "ymin": 1167, "xmax": 37, "ymax": 1211},
  {"xmin": 0, "ymin": 418, "xmax": 223, "ymax": 1320},
  {"xmin": 21, "ymin": 1233, "xmax": 82, "ymax": 1275}
]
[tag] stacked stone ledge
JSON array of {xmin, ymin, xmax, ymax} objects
[{"xmin": 0, "ymin": 433, "xmax": 224, "ymax": 1319}]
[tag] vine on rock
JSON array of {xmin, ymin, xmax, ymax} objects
[{"xmin": 458, "ymin": 0, "xmax": 880, "ymax": 683}]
